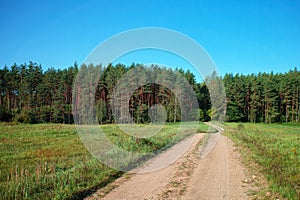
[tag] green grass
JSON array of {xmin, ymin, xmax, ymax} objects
[
  {"xmin": 225, "ymin": 123, "xmax": 300, "ymax": 199},
  {"xmin": 0, "ymin": 122, "xmax": 209, "ymax": 200}
]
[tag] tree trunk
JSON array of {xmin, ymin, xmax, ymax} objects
[{"xmin": 173, "ymin": 98, "xmax": 177, "ymax": 123}]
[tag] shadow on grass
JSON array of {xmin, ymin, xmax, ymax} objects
[{"xmin": 66, "ymin": 171, "xmax": 123, "ymax": 200}]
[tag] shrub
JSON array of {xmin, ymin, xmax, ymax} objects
[
  {"xmin": 0, "ymin": 106, "xmax": 12, "ymax": 121},
  {"xmin": 237, "ymin": 123, "xmax": 244, "ymax": 130}
]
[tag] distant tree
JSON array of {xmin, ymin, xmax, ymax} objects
[
  {"xmin": 96, "ymin": 99, "xmax": 107, "ymax": 124},
  {"xmin": 205, "ymin": 71, "xmax": 226, "ymax": 122},
  {"xmin": 1, "ymin": 61, "xmax": 298, "ymax": 124}
]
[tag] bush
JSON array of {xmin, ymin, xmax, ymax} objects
[
  {"xmin": 14, "ymin": 109, "xmax": 38, "ymax": 123},
  {"xmin": 237, "ymin": 123, "xmax": 244, "ymax": 130},
  {"xmin": 0, "ymin": 106, "xmax": 12, "ymax": 122}
]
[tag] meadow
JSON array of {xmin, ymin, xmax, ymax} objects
[
  {"xmin": 225, "ymin": 123, "xmax": 300, "ymax": 199},
  {"xmin": 0, "ymin": 122, "xmax": 209, "ymax": 200}
]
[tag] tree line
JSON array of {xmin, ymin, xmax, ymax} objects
[
  {"xmin": 224, "ymin": 68, "xmax": 300, "ymax": 123},
  {"xmin": 0, "ymin": 62, "xmax": 211, "ymax": 124},
  {"xmin": 0, "ymin": 62, "xmax": 299, "ymax": 124},
  {"xmin": 0, "ymin": 61, "xmax": 76, "ymax": 123}
]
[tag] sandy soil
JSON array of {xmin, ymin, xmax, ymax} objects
[
  {"xmin": 183, "ymin": 135, "xmax": 253, "ymax": 200},
  {"xmin": 86, "ymin": 127, "xmax": 257, "ymax": 200}
]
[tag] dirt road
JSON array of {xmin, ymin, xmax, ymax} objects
[
  {"xmin": 86, "ymin": 129, "xmax": 255, "ymax": 200},
  {"xmin": 183, "ymin": 135, "xmax": 251, "ymax": 200}
]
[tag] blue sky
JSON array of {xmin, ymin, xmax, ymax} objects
[{"xmin": 0, "ymin": 0, "xmax": 299, "ymax": 78}]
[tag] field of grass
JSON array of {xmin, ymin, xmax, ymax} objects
[
  {"xmin": 225, "ymin": 123, "xmax": 300, "ymax": 199},
  {"xmin": 0, "ymin": 122, "xmax": 209, "ymax": 200}
]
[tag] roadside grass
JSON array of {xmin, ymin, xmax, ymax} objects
[
  {"xmin": 0, "ymin": 121, "xmax": 208, "ymax": 199},
  {"xmin": 225, "ymin": 123, "xmax": 300, "ymax": 199}
]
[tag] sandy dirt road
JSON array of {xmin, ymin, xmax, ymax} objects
[
  {"xmin": 86, "ymin": 129, "xmax": 255, "ymax": 200},
  {"xmin": 183, "ymin": 135, "xmax": 251, "ymax": 200}
]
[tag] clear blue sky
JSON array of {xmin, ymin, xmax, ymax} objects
[{"xmin": 1, "ymin": 0, "xmax": 299, "ymax": 77}]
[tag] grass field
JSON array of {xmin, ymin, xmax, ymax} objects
[
  {"xmin": 0, "ymin": 122, "xmax": 209, "ymax": 200},
  {"xmin": 225, "ymin": 123, "xmax": 300, "ymax": 199}
]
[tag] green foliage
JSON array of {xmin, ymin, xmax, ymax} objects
[
  {"xmin": 224, "ymin": 68, "xmax": 300, "ymax": 123},
  {"xmin": 0, "ymin": 105, "xmax": 12, "ymax": 121},
  {"xmin": 236, "ymin": 123, "xmax": 244, "ymax": 130},
  {"xmin": 0, "ymin": 62, "xmax": 77, "ymax": 124},
  {"xmin": 14, "ymin": 109, "xmax": 37, "ymax": 124},
  {"xmin": 96, "ymin": 99, "xmax": 107, "ymax": 124},
  {"xmin": 226, "ymin": 123, "xmax": 300, "ymax": 199},
  {"xmin": 0, "ymin": 62, "xmax": 211, "ymax": 124},
  {"xmin": 2, "ymin": 61, "xmax": 298, "ymax": 124},
  {"xmin": 205, "ymin": 71, "xmax": 226, "ymax": 122}
]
